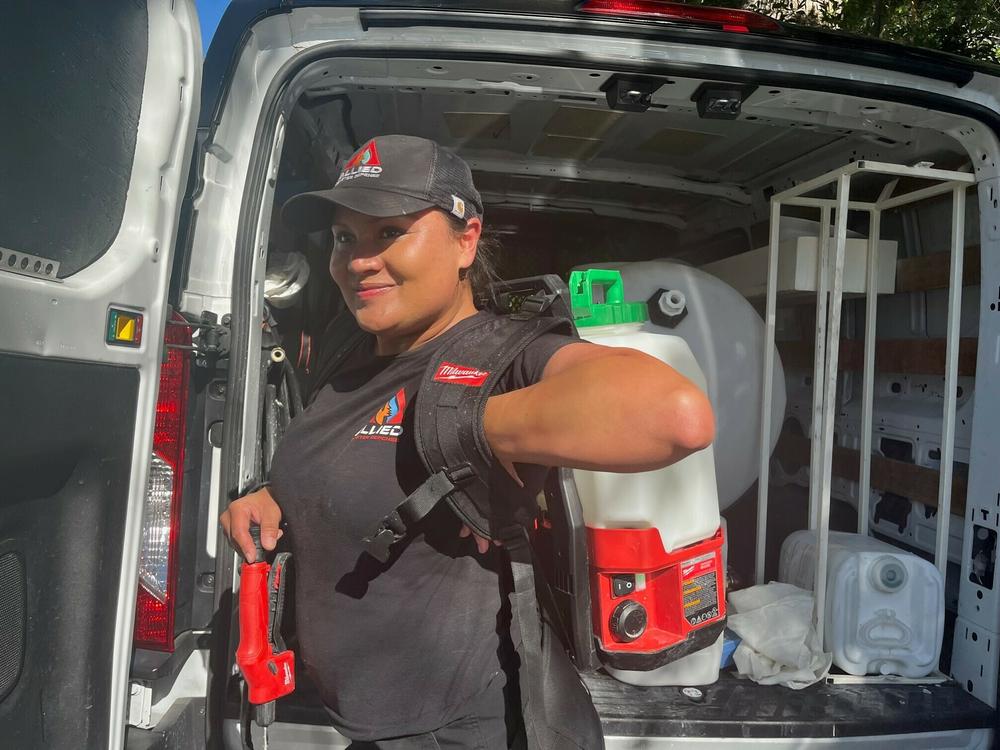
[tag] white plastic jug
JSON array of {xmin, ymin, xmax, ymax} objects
[
  {"xmin": 569, "ymin": 271, "xmax": 721, "ymax": 552},
  {"xmin": 779, "ymin": 530, "xmax": 944, "ymax": 677}
]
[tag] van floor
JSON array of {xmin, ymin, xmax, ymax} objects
[
  {"xmin": 269, "ymin": 660, "xmax": 994, "ymax": 739},
  {"xmin": 585, "ymin": 670, "xmax": 994, "ymax": 739}
]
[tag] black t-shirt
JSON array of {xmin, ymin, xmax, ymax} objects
[{"xmin": 268, "ymin": 311, "xmax": 574, "ymax": 741}]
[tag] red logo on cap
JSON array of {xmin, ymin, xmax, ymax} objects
[
  {"xmin": 343, "ymin": 141, "xmax": 381, "ymax": 171},
  {"xmin": 433, "ymin": 362, "xmax": 490, "ymax": 387}
]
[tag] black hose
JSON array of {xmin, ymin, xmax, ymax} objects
[{"xmin": 281, "ymin": 356, "xmax": 305, "ymax": 417}]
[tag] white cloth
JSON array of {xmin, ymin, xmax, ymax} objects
[{"xmin": 727, "ymin": 582, "xmax": 832, "ymax": 689}]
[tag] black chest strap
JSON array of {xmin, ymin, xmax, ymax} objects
[{"xmin": 361, "ymin": 313, "xmax": 575, "ymax": 561}]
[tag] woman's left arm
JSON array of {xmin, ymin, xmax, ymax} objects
[{"xmin": 483, "ymin": 342, "xmax": 715, "ymax": 474}]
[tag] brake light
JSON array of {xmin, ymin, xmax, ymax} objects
[
  {"xmin": 134, "ymin": 315, "xmax": 191, "ymax": 651},
  {"xmin": 576, "ymin": 0, "xmax": 781, "ymax": 33}
]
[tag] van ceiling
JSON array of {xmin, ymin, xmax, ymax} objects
[{"xmin": 288, "ymin": 57, "xmax": 968, "ymax": 247}]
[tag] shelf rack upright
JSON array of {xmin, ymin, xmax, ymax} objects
[{"xmin": 754, "ymin": 160, "xmax": 975, "ymax": 654}]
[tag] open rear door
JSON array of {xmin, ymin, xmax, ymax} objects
[{"xmin": 0, "ymin": 1, "xmax": 200, "ymax": 747}]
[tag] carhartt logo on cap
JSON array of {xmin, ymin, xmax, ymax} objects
[
  {"xmin": 337, "ymin": 140, "xmax": 384, "ymax": 185},
  {"xmin": 451, "ymin": 195, "xmax": 466, "ymax": 219}
]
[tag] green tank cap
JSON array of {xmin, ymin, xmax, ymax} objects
[{"xmin": 568, "ymin": 269, "xmax": 648, "ymax": 327}]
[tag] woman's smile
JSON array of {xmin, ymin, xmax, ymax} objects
[{"xmin": 354, "ymin": 283, "xmax": 396, "ymax": 302}]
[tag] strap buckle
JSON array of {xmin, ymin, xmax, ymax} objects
[
  {"xmin": 511, "ymin": 292, "xmax": 556, "ymax": 320},
  {"xmin": 363, "ymin": 526, "xmax": 400, "ymax": 564},
  {"xmin": 362, "ymin": 509, "xmax": 406, "ymax": 563},
  {"xmin": 361, "ymin": 465, "xmax": 477, "ymax": 563},
  {"xmin": 444, "ymin": 463, "xmax": 477, "ymax": 486}
]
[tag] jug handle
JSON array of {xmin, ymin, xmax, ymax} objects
[{"xmin": 859, "ymin": 609, "xmax": 912, "ymax": 647}]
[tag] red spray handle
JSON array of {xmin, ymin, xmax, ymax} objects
[{"xmin": 236, "ymin": 525, "xmax": 295, "ymax": 711}]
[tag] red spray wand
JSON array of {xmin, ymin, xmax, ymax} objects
[{"xmin": 236, "ymin": 523, "xmax": 295, "ymax": 729}]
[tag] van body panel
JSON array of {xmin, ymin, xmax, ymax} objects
[
  {"xmin": 0, "ymin": 1, "xmax": 201, "ymax": 747},
  {"xmin": 203, "ymin": 0, "xmax": 1000, "ymax": 113},
  {"xmin": 0, "ymin": 355, "xmax": 139, "ymax": 748}
]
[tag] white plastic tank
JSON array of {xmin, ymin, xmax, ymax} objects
[
  {"xmin": 569, "ymin": 270, "xmax": 721, "ymax": 552},
  {"xmin": 569, "ymin": 270, "xmax": 722, "ymax": 687},
  {"xmin": 779, "ymin": 530, "xmax": 944, "ymax": 677},
  {"xmin": 579, "ymin": 260, "xmax": 786, "ymax": 510}
]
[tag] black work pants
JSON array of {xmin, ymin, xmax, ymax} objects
[{"xmin": 346, "ymin": 670, "xmax": 522, "ymax": 750}]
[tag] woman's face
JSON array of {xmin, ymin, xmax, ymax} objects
[{"xmin": 329, "ymin": 206, "xmax": 482, "ymax": 353}]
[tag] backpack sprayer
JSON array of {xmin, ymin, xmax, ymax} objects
[
  {"xmin": 568, "ymin": 270, "xmax": 726, "ymax": 684},
  {"xmin": 236, "ymin": 524, "xmax": 294, "ymax": 748}
]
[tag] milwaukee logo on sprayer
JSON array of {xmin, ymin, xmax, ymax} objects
[{"xmin": 433, "ymin": 362, "xmax": 490, "ymax": 387}]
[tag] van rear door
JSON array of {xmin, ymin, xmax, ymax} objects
[{"xmin": 0, "ymin": 1, "xmax": 200, "ymax": 748}]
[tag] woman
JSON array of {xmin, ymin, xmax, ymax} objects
[{"xmin": 221, "ymin": 135, "xmax": 715, "ymax": 748}]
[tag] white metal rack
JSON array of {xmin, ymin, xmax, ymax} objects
[{"xmin": 755, "ymin": 160, "xmax": 975, "ymax": 652}]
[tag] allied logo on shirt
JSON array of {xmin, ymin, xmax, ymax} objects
[
  {"xmin": 432, "ymin": 362, "xmax": 490, "ymax": 387},
  {"xmin": 336, "ymin": 140, "xmax": 383, "ymax": 185},
  {"xmin": 354, "ymin": 387, "xmax": 407, "ymax": 442}
]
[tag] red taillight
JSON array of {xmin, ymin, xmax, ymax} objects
[
  {"xmin": 134, "ymin": 585, "xmax": 170, "ymax": 647},
  {"xmin": 134, "ymin": 315, "xmax": 191, "ymax": 651},
  {"xmin": 576, "ymin": 0, "xmax": 782, "ymax": 33}
]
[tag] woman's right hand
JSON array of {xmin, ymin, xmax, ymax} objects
[{"xmin": 220, "ymin": 487, "xmax": 283, "ymax": 563}]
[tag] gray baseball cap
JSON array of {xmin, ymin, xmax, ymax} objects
[{"xmin": 281, "ymin": 135, "xmax": 484, "ymax": 232}]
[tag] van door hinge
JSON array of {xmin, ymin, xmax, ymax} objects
[
  {"xmin": 165, "ymin": 310, "xmax": 231, "ymax": 367},
  {"xmin": 127, "ymin": 681, "xmax": 153, "ymax": 729}
]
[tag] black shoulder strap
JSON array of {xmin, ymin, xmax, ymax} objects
[
  {"xmin": 360, "ymin": 313, "xmax": 575, "ymax": 561},
  {"xmin": 305, "ymin": 310, "xmax": 368, "ymax": 404},
  {"xmin": 417, "ymin": 314, "xmax": 575, "ymax": 536}
]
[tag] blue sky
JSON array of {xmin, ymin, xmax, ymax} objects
[{"xmin": 197, "ymin": 0, "xmax": 230, "ymax": 52}]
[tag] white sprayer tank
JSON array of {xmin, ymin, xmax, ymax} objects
[
  {"xmin": 779, "ymin": 530, "xmax": 944, "ymax": 677},
  {"xmin": 569, "ymin": 270, "xmax": 722, "ymax": 686},
  {"xmin": 572, "ymin": 323, "xmax": 721, "ymax": 552},
  {"xmin": 579, "ymin": 260, "xmax": 786, "ymax": 510}
]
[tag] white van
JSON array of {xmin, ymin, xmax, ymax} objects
[{"xmin": 2, "ymin": 1, "xmax": 999, "ymax": 748}]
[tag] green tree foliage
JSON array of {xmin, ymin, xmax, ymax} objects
[
  {"xmin": 690, "ymin": 0, "xmax": 1000, "ymax": 64},
  {"xmin": 830, "ymin": 0, "xmax": 998, "ymax": 64}
]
